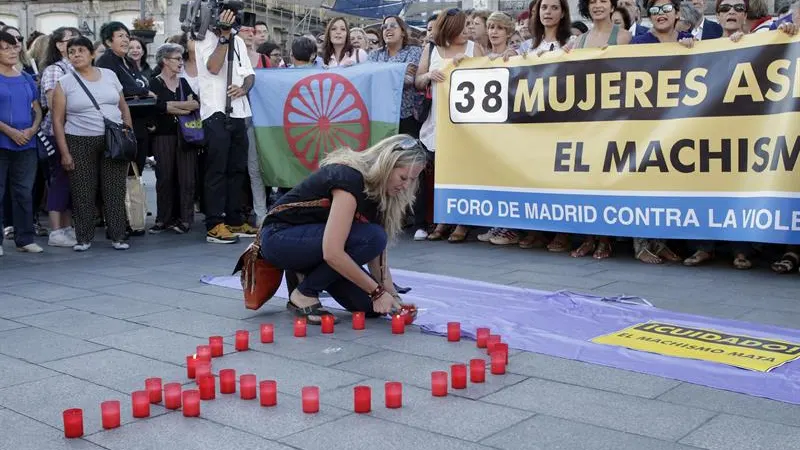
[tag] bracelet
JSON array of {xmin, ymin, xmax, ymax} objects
[{"xmin": 368, "ymin": 284, "xmax": 386, "ymax": 302}]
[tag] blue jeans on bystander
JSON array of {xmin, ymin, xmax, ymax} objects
[{"xmin": 0, "ymin": 148, "xmax": 37, "ymax": 247}]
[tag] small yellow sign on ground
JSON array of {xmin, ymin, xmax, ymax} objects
[{"xmin": 591, "ymin": 321, "xmax": 800, "ymax": 372}]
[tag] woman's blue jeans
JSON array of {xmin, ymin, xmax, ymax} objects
[{"xmin": 260, "ymin": 222, "xmax": 387, "ymax": 314}]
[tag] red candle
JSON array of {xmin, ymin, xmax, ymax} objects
[
  {"xmin": 240, "ymin": 374, "xmax": 257, "ymax": 400},
  {"xmin": 476, "ymin": 328, "xmax": 490, "ymax": 348},
  {"xmin": 301, "ymin": 386, "xmax": 319, "ymax": 413},
  {"xmin": 384, "ymin": 382, "xmax": 402, "ymax": 409},
  {"xmin": 198, "ymin": 375, "xmax": 216, "ymax": 400},
  {"xmin": 391, "ymin": 314, "xmax": 404, "ymax": 334},
  {"xmin": 182, "ymin": 390, "xmax": 200, "ymax": 417},
  {"xmin": 62, "ymin": 408, "xmax": 83, "ymax": 438},
  {"xmin": 195, "ymin": 360, "xmax": 211, "ymax": 381},
  {"xmin": 353, "ymin": 386, "xmax": 371, "ymax": 413},
  {"xmin": 486, "ymin": 335, "xmax": 501, "ymax": 354},
  {"xmin": 196, "ymin": 345, "xmax": 212, "ymax": 362},
  {"xmin": 164, "ymin": 383, "xmax": 182, "ymax": 410},
  {"xmin": 491, "ymin": 352, "xmax": 506, "ymax": 375},
  {"xmin": 494, "ymin": 343, "xmax": 509, "ymax": 364},
  {"xmin": 101, "ymin": 400, "xmax": 120, "ymax": 429},
  {"xmin": 209, "ymin": 336, "xmax": 224, "ymax": 357},
  {"xmin": 321, "ymin": 315, "xmax": 335, "ymax": 334},
  {"xmin": 260, "ymin": 324, "xmax": 274, "ymax": 343},
  {"xmin": 447, "ymin": 322, "xmax": 461, "ymax": 342},
  {"xmin": 431, "ymin": 371, "xmax": 448, "ymax": 397},
  {"xmin": 259, "ymin": 380, "xmax": 277, "ymax": 407},
  {"xmin": 470, "ymin": 359, "xmax": 486, "ymax": 383},
  {"xmin": 219, "ymin": 369, "xmax": 236, "ymax": 394},
  {"xmin": 186, "ymin": 355, "xmax": 198, "ymax": 379},
  {"xmin": 132, "ymin": 391, "xmax": 150, "ymax": 418},
  {"xmin": 451, "ymin": 364, "xmax": 467, "ymax": 389},
  {"xmin": 145, "ymin": 377, "xmax": 162, "ymax": 403},
  {"xmin": 294, "ymin": 318, "xmax": 307, "ymax": 337},
  {"xmin": 352, "ymin": 311, "xmax": 365, "ymax": 330},
  {"xmin": 235, "ymin": 330, "xmax": 249, "ymax": 351}
]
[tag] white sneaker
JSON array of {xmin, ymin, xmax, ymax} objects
[
  {"xmin": 48, "ymin": 229, "xmax": 77, "ymax": 247},
  {"xmin": 3, "ymin": 226, "xmax": 13, "ymax": 239},
  {"xmin": 65, "ymin": 227, "xmax": 77, "ymax": 242},
  {"xmin": 112, "ymin": 241, "xmax": 130, "ymax": 250},
  {"xmin": 73, "ymin": 242, "xmax": 91, "ymax": 252},
  {"xmin": 477, "ymin": 227, "xmax": 502, "ymax": 242},
  {"xmin": 17, "ymin": 243, "xmax": 44, "ymax": 253},
  {"xmin": 413, "ymin": 228, "xmax": 428, "ymax": 241}
]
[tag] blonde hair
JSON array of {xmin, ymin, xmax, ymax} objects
[
  {"xmin": 28, "ymin": 34, "xmax": 50, "ymax": 73},
  {"xmin": 487, "ymin": 12, "xmax": 516, "ymax": 38},
  {"xmin": 320, "ymin": 134, "xmax": 427, "ymax": 240}
]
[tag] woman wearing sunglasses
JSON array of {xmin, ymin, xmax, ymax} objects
[
  {"xmin": 258, "ymin": 135, "xmax": 426, "ymax": 324},
  {"xmin": 630, "ymin": 0, "xmax": 695, "ymax": 44}
]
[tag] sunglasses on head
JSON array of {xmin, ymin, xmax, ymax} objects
[
  {"xmin": 648, "ymin": 3, "xmax": 675, "ymax": 15},
  {"xmin": 446, "ymin": 8, "xmax": 460, "ymax": 16},
  {"xmin": 718, "ymin": 3, "xmax": 746, "ymax": 12},
  {"xmin": 395, "ymin": 137, "xmax": 423, "ymax": 152}
]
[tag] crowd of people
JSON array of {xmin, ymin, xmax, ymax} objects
[{"xmin": 1, "ymin": 0, "xmax": 799, "ymax": 275}]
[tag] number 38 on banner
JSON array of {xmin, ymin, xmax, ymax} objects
[{"xmin": 449, "ymin": 68, "xmax": 510, "ymax": 123}]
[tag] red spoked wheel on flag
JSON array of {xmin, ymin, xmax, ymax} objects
[{"xmin": 283, "ymin": 73, "xmax": 370, "ymax": 170}]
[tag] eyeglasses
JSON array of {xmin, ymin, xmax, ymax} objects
[
  {"xmin": 718, "ymin": 3, "xmax": 746, "ymax": 13},
  {"xmin": 11, "ymin": 36, "xmax": 23, "ymax": 44},
  {"xmin": 381, "ymin": 22, "xmax": 400, "ymax": 30},
  {"xmin": 368, "ymin": 38, "xmax": 379, "ymax": 44},
  {"xmin": 166, "ymin": 56, "xmax": 184, "ymax": 62},
  {"xmin": 269, "ymin": 52, "xmax": 282, "ymax": 58},
  {"xmin": 648, "ymin": 3, "xmax": 675, "ymax": 15}
]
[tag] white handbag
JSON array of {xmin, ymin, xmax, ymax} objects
[{"xmin": 125, "ymin": 162, "xmax": 147, "ymax": 232}]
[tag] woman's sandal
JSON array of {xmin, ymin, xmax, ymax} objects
[
  {"xmin": 683, "ymin": 250, "xmax": 712, "ymax": 267},
  {"xmin": 427, "ymin": 224, "xmax": 449, "ymax": 241},
  {"xmin": 519, "ymin": 231, "xmax": 547, "ymax": 249},
  {"xmin": 287, "ymin": 301, "xmax": 339, "ymax": 325},
  {"xmin": 656, "ymin": 245, "xmax": 682, "ymax": 263},
  {"xmin": 447, "ymin": 225, "xmax": 468, "ymax": 243},
  {"xmin": 770, "ymin": 252, "xmax": 799, "ymax": 274},
  {"xmin": 733, "ymin": 255, "xmax": 752, "ymax": 270},
  {"xmin": 548, "ymin": 234, "xmax": 571, "ymax": 252},
  {"xmin": 636, "ymin": 247, "xmax": 663, "ymax": 264},
  {"xmin": 570, "ymin": 238, "xmax": 595, "ymax": 258},
  {"xmin": 593, "ymin": 239, "xmax": 613, "ymax": 260}
]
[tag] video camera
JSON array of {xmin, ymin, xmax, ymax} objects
[{"xmin": 179, "ymin": 0, "xmax": 256, "ymax": 40}]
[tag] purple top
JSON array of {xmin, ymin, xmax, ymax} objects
[{"xmin": 631, "ymin": 31, "xmax": 693, "ymax": 44}]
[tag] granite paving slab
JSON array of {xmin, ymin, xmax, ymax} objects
[
  {"xmin": 679, "ymin": 414, "xmax": 800, "ymax": 450},
  {"xmin": 0, "ymin": 327, "xmax": 107, "ymax": 363},
  {"xmin": 0, "ymin": 409, "xmax": 106, "ymax": 450}
]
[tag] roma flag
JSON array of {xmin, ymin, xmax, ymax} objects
[{"xmin": 251, "ymin": 63, "xmax": 407, "ymax": 187}]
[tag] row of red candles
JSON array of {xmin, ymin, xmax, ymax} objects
[{"xmin": 62, "ymin": 319, "xmax": 506, "ymax": 438}]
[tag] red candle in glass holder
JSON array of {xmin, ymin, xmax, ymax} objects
[
  {"xmin": 391, "ymin": 314, "xmax": 404, "ymax": 334},
  {"xmin": 196, "ymin": 345, "xmax": 212, "ymax": 362},
  {"xmin": 470, "ymin": 359, "xmax": 486, "ymax": 383},
  {"xmin": 451, "ymin": 364, "xmax": 467, "ymax": 389},
  {"xmin": 260, "ymin": 380, "xmax": 277, "ymax": 407},
  {"xmin": 101, "ymin": 400, "xmax": 120, "ymax": 429},
  {"xmin": 301, "ymin": 386, "xmax": 319, "ymax": 413},
  {"xmin": 260, "ymin": 324, "xmax": 274, "ymax": 343},
  {"xmin": 195, "ymin": 360, "xmax": 211, "ymax": 381},
  {"xmin": 132, "ymin": 391, "xmax": 150, "ymax": 418},
  {"xmin": 209, "ymin": 336, "xmax": 224, "ymax": 357},
  {"xmin": 486, "ymin": 335, "xmax": 501, "ymax": 354},
  {"xmin": 235, "ymin": 330, "xmax": 249, "ymax": 351},
  {"xmin": 164, "ymin": 383, "xmax": 182, "ymax": 410},
  {"xmin": 491, "ymin": 352, "xmax": 506, "ymax": 375},
  {"xmin": 294, "ymin": 318, "xmax": 307, "ymax": 337},
  {"xmin": 186, "ymin": 355, "xmax": 198, "ymax": 379},
  {"xmin": 199, "ymin": 375, "xmax": 216, "ymax": 400},
  {"xmin": 431, "ymin": 371, "xmax": 448, "ymax": 397},
  {"xmin": 182, "ymin": 390, "xmax": 200, "ymax": 417},
  {"xmin": 62, "ymin": 408, "xmax": 83, "ymax": 438},
  {"xmin": 384, "ymin": 382, "xmax": 402, "ymax": 408},
  {"xmin": 240, "ymin": 374, "xmax": 257, "ymax": 400},
  {"xmin": 321, "ymin": 315, "xmax": 335, "ymax": 334},
  {"xmin": 145, "ymin": 377, "xmax": 162, "ymax": 403},
  {"xmin": 352, "ymin": 311, "xmax": 365, "ymax": 330},
  {"xmin": 219, "ymin": 369, "xmax": 236, "ymax": 394},
  {"xmin": 353, "ymin": 386, "xmax": 371, "ymax": 413},
  {"xmin": 494, "ymin": 343, "xmax": 509, "ymax": 364},
  {"xmin": 476, "ymin": 328, "xmax": 490, "ymax": 348},
  {"xmin": 447, "ymin": 322, "xmax": 461, "ymax": 342}
]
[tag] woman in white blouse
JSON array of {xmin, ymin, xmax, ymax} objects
[{"xmin": 321, "ymin": 17, "xmax": 368, "ymax": 67}]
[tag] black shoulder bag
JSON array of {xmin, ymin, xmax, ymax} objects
[{"xmin": 70, "ymin": 69, "xmax": 138, "ymax": 161}]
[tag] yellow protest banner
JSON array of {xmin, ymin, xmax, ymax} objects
[
  {"xmin": 591, "ymin": 321, "xmax": 800, "ymax": 372},
  {"xmin": 433, "ymin": 32, "xmax": 800, "ymax": 244}
]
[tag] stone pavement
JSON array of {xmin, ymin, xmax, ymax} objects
[{"xmin": 0, "ymin": 170, "xmax": 798, "ymax": 450}]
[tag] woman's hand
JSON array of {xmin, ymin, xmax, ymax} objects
[
  {"xmin": 6, "ymin": 128, "xmax": 29, "ymax": 146},
  {"xmin": 373, "ymin": 291, "xmax": 401, "ymax": 314},
  {"xmin": 452, "ymin": 53, "xmax": 468, "ymax": 66},
  {"xmin": 729, "ymin": 31, "xmax": 745, "ymax": 42},
  {"xmin": 428, "ymin": 69, "xmax": 446, "ymax": 83},
  {"xmin": 501, "ymin": 48, "xmax": 518, "ymax": 62},
  {"xmin": 778, "ymin": 22, "xmax": 798, "ymax": 36},
  {"xmin": 61, "ymin": 152, "xmax": 74, "ymax": 171},
  {"xmin": 678, "ymin": 37, "xmax": 695, "ymax": 49}
]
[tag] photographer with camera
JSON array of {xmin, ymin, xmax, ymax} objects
[{"xmin": 195, "ymin": 8, "xmax": 258, "ymax": 244}]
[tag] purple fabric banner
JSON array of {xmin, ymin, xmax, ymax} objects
[{"xmin": 201, "ymin": 269, "xmax": 800, "ymax": 404}]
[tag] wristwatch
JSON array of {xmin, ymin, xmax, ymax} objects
[{"xmin": 218, "ymin": 36, "xmax": 230, "ymax": 45}]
